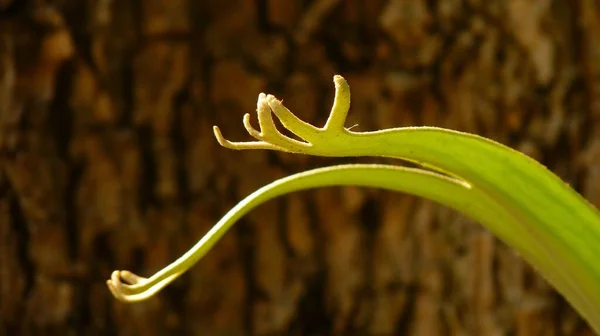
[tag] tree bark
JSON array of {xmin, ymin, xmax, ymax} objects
[{"xmin": 1, "ymin": 0, "xmax": 599, "ymax": 335}]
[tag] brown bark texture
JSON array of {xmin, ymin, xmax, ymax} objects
[{"xmin": 1, "ymin": 0, "xmax": 600, "ymax": 335}]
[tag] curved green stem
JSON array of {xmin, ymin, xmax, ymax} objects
[
  {"xmin": 108, "ymin": 75, "xmax": 600, "ymax": 333},
  {"xmin": 108, "ymin": 164, "xmax": 546, "ymax": 300}
]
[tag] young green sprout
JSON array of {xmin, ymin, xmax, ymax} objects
[{"xmin": 108, "ymin": 75, "xmax": 600, "ymax": 333}]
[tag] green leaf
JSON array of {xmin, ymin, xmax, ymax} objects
[{"xmin": 108, "ymin": 76, "xmax": 600, "ymax": 333}]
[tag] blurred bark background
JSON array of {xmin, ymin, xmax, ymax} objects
[{"xmin": 1, "ymin": 0, "xmax": 600, "ymax": 335}]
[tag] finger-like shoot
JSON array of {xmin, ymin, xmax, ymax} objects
[{"xmin": 213, "ymin": 75, "xmax": 352, "ymax": 155}]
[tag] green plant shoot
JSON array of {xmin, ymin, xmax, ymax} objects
[{"xmin": 107, "ymin": 75, "xmax": 600, "ymax": 333}]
